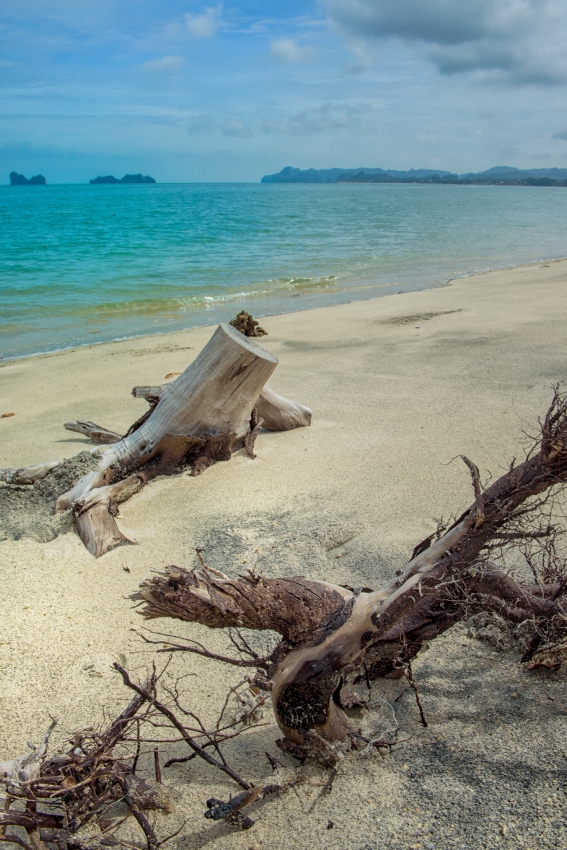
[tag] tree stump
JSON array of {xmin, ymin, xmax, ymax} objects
[{"xmin": 54, "ymin": 323, "xmax": 310, "ymax": 557}]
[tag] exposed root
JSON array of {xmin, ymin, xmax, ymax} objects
[
  {"xmin": 229, "ymin": 311, "xmax": 267, "ymax": 337},
  {"xmin": 131, "ymin": 389, "xmax": 567, "ymax": 744}
]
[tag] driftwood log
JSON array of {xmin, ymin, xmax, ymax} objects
[
  {"xmin": 56, "ymin": 323, "xmax": 311, "ymax": 557},
  {"xmin": 0, "ymin": 461, "xmax": 59, "ymax": 485},
  {"xmin": 134, "ymin": 390, "xmax": 567, "ymax": 756}
]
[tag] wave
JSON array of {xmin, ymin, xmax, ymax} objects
[
  {"xmin": 2, "ymin": 182, "xmax": 567, "ymax": 359},
  {"xmin": 0, "ymin": 275, "xmax": 345, "ymax": 324}
]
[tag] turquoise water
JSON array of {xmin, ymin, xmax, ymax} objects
[{"xmin": 1, "ymin": 182, "xmax": 566, "ymax": 360}]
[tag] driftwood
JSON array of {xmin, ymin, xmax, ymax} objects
[
  {"xmin": 133, "ymin": 389, "xmax": 567, "ymax": 755},
  {"xmin": 128, "ymin": 383, "xmax": 311, "ymax": 434},
  {"xmin": 0, "ymin": 665, "xmax": 281, "ymax": 849},
  {"xmin": 48, "ymin": 323, "xmax": 310, "ymax": 557},
  {"xmin": 63, "ymin": 420, "xmax": 122, "ymax": 444},
  {"xmin": 255, "ymin": 386, "xmax": 311, "ymax": 432},
  {"xmin": 0, "ymin": 462, "xmax": 59, "ymax": 485}
]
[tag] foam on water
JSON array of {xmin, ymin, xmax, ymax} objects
[{"xmin": 1, "ymin": 182, "xmax": 566, "ymax": 359}]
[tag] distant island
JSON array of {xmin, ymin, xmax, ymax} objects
[
  {"xmin": 10, "ymin": 171, "xmax": 46, "ymax": 185},
  {"xmin": 89, "ymin": 174, "xmax": 156, "ymax": 184},
  {"xmin": 261, "ymin": 165, "xmax": 567, "ymax": 187}
]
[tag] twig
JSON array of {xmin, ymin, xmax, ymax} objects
[
  {"xmin": 153, "ymin": 750, "xmax": 161, "ymax": 785},
  {"xmin": 459, "ymin": 455, "xmax": 484, "ymax": 528},
  {"xmin": 113, "ymin": 664, "xmax": 251, "ymax": 790},
  {"xmin": 319, "ymin": 767, "xmax": 337, "ymax": 799},
  {"xmin": 0, "ymin": 835, "xmax": 33, "ymax": 850},
  {"xmin": 116, "ymin": 776, "xmax": 159, "ymax": 850},
  {"xmin": 397, "ymin": 645, "xmax": 427, "ymax": 728},
  {"xmin": 141, "ymin": 632, "xmax": 271, "ymax": 669},
  {"xmin": 195, "ymin": 548, "xmax": 229, "ymax": 580},
  {"xmin": 265, "ymin": 752, "xmax": 282, "ymax": 771}
]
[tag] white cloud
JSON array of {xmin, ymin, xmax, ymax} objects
[
  {"xmin": 269, "ymin": 38, "xmax": 313, "ymax": 64},
  {"xmin": 185, "ymin": 5, "xmax": 222, "ymax": 38},
  {"xmin": 324, "ymin": 0, "xmax": 567, "ymax": 85},
  {"xmin": 142, "ymin": 56, "xmax": 186, "ymax": 73}
]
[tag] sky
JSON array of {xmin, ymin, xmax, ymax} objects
[{"xmin": 1, "ymin": 0, "xmax": 567, "ymax": 182}]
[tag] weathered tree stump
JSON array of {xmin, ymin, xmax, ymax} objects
[{"xmin": 54, "ymin": 323, "xmax": 310, "ymax": 557}]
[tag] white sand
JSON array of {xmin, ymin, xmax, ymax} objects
[{"xmin": 1, "ymin": 259, "xmax": 567, "ymax": 849}]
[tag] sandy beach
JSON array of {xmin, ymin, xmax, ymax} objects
[{"xmin": 1, "ymin": 258, "xmax": 567, "ymax": 850}]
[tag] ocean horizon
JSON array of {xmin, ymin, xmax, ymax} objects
[{"xmin": 1, "ymin": 181, "xmax": 566, "ymax": 361}]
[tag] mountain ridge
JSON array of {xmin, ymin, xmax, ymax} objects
[{"xmin": 261, "ymin": 165, "xmax": 567, "ymax": 184}]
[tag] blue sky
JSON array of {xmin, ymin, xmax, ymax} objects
[{"xmin": 1, "ymin": 0, "xmax": 567, "ymax": 182}]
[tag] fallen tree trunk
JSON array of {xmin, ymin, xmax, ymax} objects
[
  {"xmin": 53, "ymin": 323, "xmax": 311, "ymax": 557},
  {"xmin": 134, "ymin": 389, "xmax": 567, "ymax": 752}
]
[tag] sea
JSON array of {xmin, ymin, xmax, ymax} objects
[{"xmin": 1, "ymin": 182, "xmax": 566, "ymax": 361}]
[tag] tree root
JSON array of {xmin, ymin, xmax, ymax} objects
[
  {"xmin": 132, "ymin": 388, "xmax": 567, "ymax": 746},
  {"xmin": 0, "ymin": 664, "xmax": 287, "ymax": 849}
]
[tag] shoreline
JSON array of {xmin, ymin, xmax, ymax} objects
[
  {"xmin": 1, "ymin": 254, "xmax": 565, "ymax": 367},
  {"xmin": 2, "ymin": 256, "xmax": 567, "ymax": 849}
]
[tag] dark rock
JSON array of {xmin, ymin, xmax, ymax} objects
[
  {"xmin": 89, "ymin": 173, "xmax": 156, "ymax": 184},
  {"xmin": 120, "ymin": 173, "xmax": 156, "ymax": 183},
  {"xmin": 89, "ymin": 175, "xmax": 120, "ymax": 184},
  {"xmin": 229, "ymin": 310, "xmax": 267, "ymax": 337},
  {"xmin": 10, "ymin": 172, "xmax": 46, "ymax": 185}
]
